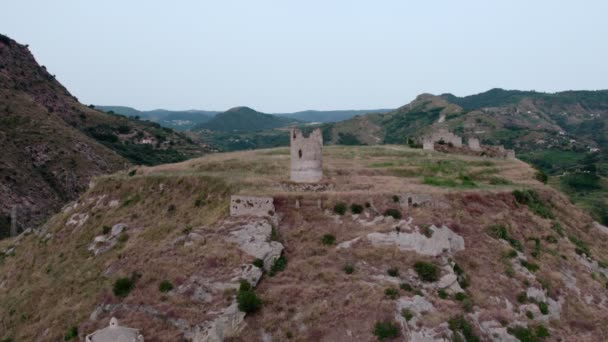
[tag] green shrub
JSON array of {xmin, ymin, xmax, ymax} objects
[
  {"xmin": 401, "ymin": 308, "xmax": 414, "ymax": 321},
  {"xmin": 526, "ymin": 311, "xmax": 534, "ymax": 319},
  {"xmin": 384, "ymin": 208, "xmax": 402, "ymax": 219},
  {"xmin": 373, "ymin": 321, "xmax": 399, "ymax": 340},
  {"xmin": 505, "ymin": 266, "xmax": 515, "ymax": 278},
  {"xmin": 64, "ymin": 326, "xmax": 78, "ymax": 341},
  {"xmin": 384, "ymin": 287, "xmax": 399, "ymax": 299},
  {"xmin": 333, "ymin": 203, "xmax": 347, "ymax": 215},
  {"xmin": 269, "ymin": 255, "xmax": 287, "ymax": 276},
  {"xmin": 159, "ymin": 280, "xmax": 173, "ymax": 293},
  {"xmin": 414, "ymin": 261, "xmax": 439, "ymax": 282},
  {"xmin": 365, "ymin": 202, "xmax": 371, "ymax": 208},
  {"xmin": 520, "ymin": 259, "xmax": 540, "ymax": 272},
  {"xmin": 343, "ymin": 264, "xmax": 355, "ymax": 274},
  {"xmin": 568, "ymin": 235, "xmax": 591, "ymax": 256},
  {"xmin": 537, "ymin": 302, "xmax": 549, "ymax": 315},
  {"xmin": 487, "ymin": 224, "xmax": 522, "ymax": 251},
  {"xmin": 535, "ymin": 325, "xmax": 550, "ymax": 338},
  {"xmin": 551, "ymin": 222, "xmax": 565, "ymax": 237},
  {"xmin": 454, "ymin": 292, "xmax": 467, "ymax": 301},
  {"xmin": 502, "ymin": 249, "xmax": 518, "ymax": 259},
  {"xmin": 489, "ymin": 176, "xmax": 511, "ymax": 185},
  {"xmin": 387, "ymin": 267, "xmax": 399, "ymax": 277},
  {"xmin": 400, "ymin": 283, "xmax": 413, "ymax": 292},
  {"xmin": 237, "ymin": 280, "xmax": 262, "ymax": 313},
  {"xmin": 253, "ymin": 258, "xmax": 264, "ymax": 268},
  {"xmin": 127, "ymin": 169, "xmax": 137, "ymax": 177},
  {"xmin": 512, "ymin": 189, "xmax": 554, "ymax": 219},
  {"xmin": 544, "ymin": 235, "xmax": 558, "ymax": 244},
  {"xmin": 321, "ymin": 234, "xmax": 336, "ymax": 245},
  {"xmin": 448, "ymin": 315, "xmax": 480, "ymax": 342},
  {"xmin": 113, "ymin": 276, "xmax": 135, "ymax": 298},
  {"xmin": 507, "ymin": 325, "xmax": 550, "ymax": 342},
  {"xmin": 438, "ymin": 289, "xmax": 448, "ymax": 299},
  {"xmin": 517, "ymin": 292, "xmax": 528, "ymax": 303},
  {"xmin": 102, "ymin": 225, "xmax": 111, "ymax": 235},
  {"xmin": 535, "ymin": 170, "xmax": 548, "ymax": 184},
  {"xmin": 350, "ymin": 203, "xmax": 364, "ymax": 214},
  {"xmin": 392, "ymin": 195, "xmax": 400, "ymax": 202}
]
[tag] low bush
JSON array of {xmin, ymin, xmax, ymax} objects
[
  {"xmin": 343, "ymin": 264, "xmax": 355, "ymax": 274},
  {"xmin": 448, "ymin": 315, "xmax": 480, "ymax": 342},
  {"xmin": 520, "ymin": 259, "xmax": 540, "ymax": 272},
  {"xmin": 350, "ymin": 203, "xmax": 364, "ymax": 214},
  {"xmin": 438, "ymin": 289, "xmax": 448, "ymax": 299},
  {"xmin": 387, "ymin": 267, "xmax": 399, "ymax": 277},
  {"xmin": 400, "ymin": 283, "xmax": 413, "ymax": 292},
  {"xmin": 568, "ymin": 235, "xmax": 591, "ymax": 256},
  {"xmin": 64, "ymin": 326, "xmax": 78, "ymax": 341},
  {"xmin": 454, "ymin": 292, "xmax": 467, "ymax": 301},
  {"xmin": 517, "ymin": 292, "xmax": 528, "ymax": 303},
  {"xmin": 414, "ymin": 261, "xmax": 439, "ymax": 282},
  {"xmin": 253, "ymin": 258, "xmax": 264, "ymax": 268},
  {"xmin": 333, "ymin": 202, "xmax": 347, "ymax": 215},
  {"xmin": 373, "ymin": 321, "xmax": 399, "ymax": 340},
  {"xmin": 537, "ymin": 302, "xmax": 549, "ymax": 315},
  {"xmin": 535, "ymin": 170, "xmax": 548, "ymax": 184},
  {"xmin": 401, "ymin": 308, "xmax": 414, "ymax": 321},
  {"xmin": 321, "ymin": 234, "xmax": 336, "ymax": 245},
  {"xmin": 159, "ymin": 280, "xmax": 173, "ymax": 293},
  {"xmin": 384, "ymin": 208, "xmax": 402, "ymax": 220},
  {"xmin": 512, "ymin": 189, "xmax": 554, "ymax": 219},
  {"xmin": 113, "ymin": 276, "xmax": 136, "ymax": 298},
  {"xmin": 507, "ymin": 325, "xmax": 550, "ymax": 341},
  {"xmin": 384, "ymin": 287, "xmax": 399, "ymax": 299},
  {"xmin": 269, "ymin": 255, "xmax": 287, "ymax": 276},
  {"xmin": 392, "ymin": 195, "xmax": 400, "ymax": 203},
  {"xmin": 237, "ymin": 280, "xmax": 262, "ymax": 313},
  {"xmin": 102, "ymin": 225, "xmax": 111, "ymax": 235}
]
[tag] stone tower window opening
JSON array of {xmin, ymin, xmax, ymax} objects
[{"xmin": 298, "ymin": 149, "xmax": 302, "ymax": 158}]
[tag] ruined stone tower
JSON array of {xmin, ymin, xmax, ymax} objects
[{"xmin": 290, "ymin": 128, "xmax": 323, "ymax": 183}]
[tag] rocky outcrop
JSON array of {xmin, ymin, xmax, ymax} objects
[
  {"xmin": 225, "ymin": 219, "xmax": 284, "ymax": 271},
  {"xmin": 367, "ymin": 225, "xmax": 465, "ymax": 256},
  {"xmin": 87, "ymin": 223, "xmax": 127, "ymax": 256}
]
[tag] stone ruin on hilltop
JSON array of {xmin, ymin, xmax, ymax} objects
[
  {"xmin": 422, "ymin": 128, "xmax": 515, "ymax": 158},
  {"xmin": 289, "ymin": 128, "xmax": 323, "ymax": 183}
]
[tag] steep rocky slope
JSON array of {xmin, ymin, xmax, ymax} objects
[
  {"xmin": 0, "ymin": 34, "xmax": 206, "ymax": 233},
  {"xmin": 1, "ymin": 146, "xmax": 607, "ymax": 341}
]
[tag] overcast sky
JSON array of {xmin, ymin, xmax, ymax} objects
[{"xmin": 3, "ymin": 0, "xmax": 608, "ymax": 112}]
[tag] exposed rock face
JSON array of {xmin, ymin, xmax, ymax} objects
[
  {"xmin": 88, "ymin": 223, "xmax": 127, "ymax": 256},
  {"xmin": 85, "ymin": 317, "xmax": 144, "ymax": 342},
  {"xmin": 396, "ymin": 296, "xmax": 448, "ymax": 342},
  {"xmin": 468, "ymin": 137, "xmax": 481, "ymax": 151},
  {"xmin": 290, "ymin": 128, "xmax": 323, "ymax": 183},
  {"xmin": 225, "ymin": 219, "xmax": 284, "ymax": 271},
  {"xmin": 367, "ymin": 225, "xmax": 465, "ymax": 256}
]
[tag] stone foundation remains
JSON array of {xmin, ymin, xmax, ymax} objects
[
  {"xmin": 422, "ymin": 129, "xmax": 462, "ymax": 150},
  {"xmin": 230, "ymin": 196, "xmax": 275, "ymax": 217}
]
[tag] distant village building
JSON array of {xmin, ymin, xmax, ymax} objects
[
  {"xmin": 290, "ymin": 128, "xmax": 323, "ymax": 183},
  {"xmin": 86, "ymin": 317, "xmax": 144, "ymax": 342}
]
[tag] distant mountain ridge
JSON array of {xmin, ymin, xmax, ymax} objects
[
  {"xmin": 195, "ymin": 106, "xmax": 298, "ymax": 132},
  {"xmin": 99, "ymin": 105, "xmax": 392, "ymax": 130}
]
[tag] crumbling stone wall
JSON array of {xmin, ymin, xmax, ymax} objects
[
  {"xmin": 468, "ymin": 137, "xmax": 481, "ymax": 151},
  {"xmin": 422, "ymin": 129, "xmax": 462, "ymax": 151},
  {"xmin": 230, "ymin": 196, "xmax": 275, "ymax": 217},
  {"xmin": 399, "ymin": 193, "xmax": 448, "ymax": 209},
  {"xmin": 290, "ymin": 128, "xmax": 323, "ymax": 183}
]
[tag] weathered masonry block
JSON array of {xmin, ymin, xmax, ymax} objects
[
  {"xmin": 468, "ymin": 137, "xmax": 481, "ymax": 151},
  {"xmin": 290, "ymin": 128, "xmax": 323, "ymax": 183},
  {"xmin": 230, "ymin": 196, "xmax": 275, "ymax": 217}
]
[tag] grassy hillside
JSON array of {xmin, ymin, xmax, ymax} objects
[
  {"xmin": 195, "ymin": 106, "xmax": 298, "ymax": 132},
  {"xmin": 1, "ymin": 145, "xmax": 607, "ymax": 341},
  {"xmin": 0, "ymin": 34, "xmax": 206, "ymax": 233}
]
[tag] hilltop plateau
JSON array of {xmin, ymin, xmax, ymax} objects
[{"xmin": 1, "ymin": 145, "xmax": 607, "ymax": 341}]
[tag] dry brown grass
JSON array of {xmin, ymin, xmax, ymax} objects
[{"xmin": 1, "ymin": 145, "xmax": 607, "ymax": 341}]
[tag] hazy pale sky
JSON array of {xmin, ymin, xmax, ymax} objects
[{"xmin": 4, "ymin": 0, "xmax": 608, "ymax": 112}]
